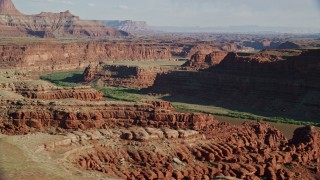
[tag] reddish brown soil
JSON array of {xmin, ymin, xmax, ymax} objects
[{"xmin": 73, "ymin": 123, "xmax": 320, "ymax": 180}]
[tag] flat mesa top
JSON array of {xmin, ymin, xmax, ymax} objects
[{"xmin": 104, "ymin": 60, "xmax": 187, "ymax": 68}]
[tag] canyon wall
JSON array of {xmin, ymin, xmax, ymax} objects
[
  {"xmin": 0, "ymin": 41, "xmax": 238, "ymax": 71},
  {"xmin": 147, "ymin": 49, "xmax": 320, "ymax": 121},
  {"xmin": 0, "ymin": 42, "xmax": 172, "ymax": 71}
]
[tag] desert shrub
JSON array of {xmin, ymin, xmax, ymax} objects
[
  {"xmin": 40, "ymin": 71, "xmax": 83, "ymax": 87},
  {"xmin": 94, "ymin": 86, "xmax": 141, "ymax": 102}
]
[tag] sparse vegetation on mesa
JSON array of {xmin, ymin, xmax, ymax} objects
[
  {"xmin": 173, "ymin": 103, "xmax": 320, "ymax": 127},
  {"xmin": 40, "ymin": 71, "xmax": 83, "ymax": 87},
  {"xmin": 94, "ymin": 86, "xmax": 142, "ymax": 102}
]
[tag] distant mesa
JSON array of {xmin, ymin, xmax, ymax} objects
[
  {"xmin": 277, "ymin": 41, "xmax": 301, "ymax": 49},
  {"xmin": 0, "ymin": 0, "xmax": 128, "ymax": 38},
  {"xmin": 37, "ymin": 10, "xmax": 79, "ymax": 19},
  {"xmin": 101, "ymin": 20, "xmax": 153, "ymax": 34},
  {"xmin": 242, "ymin": 40, "xmax": 281, "ymax": 50},
  {"xmin": 242, "ymin": 40, "xmax": 302, "ymax": 50}
]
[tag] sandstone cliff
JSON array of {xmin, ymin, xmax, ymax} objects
[{"xmin": 0, "ymin": 36, "xmax": 247, "ymax": 71}]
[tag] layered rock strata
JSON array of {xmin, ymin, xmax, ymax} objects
[
  {"xmin": 0, "ymin": 42, "xmax": 172, "ymax": 71},
  {"xmin": 0, "ymin": 100, "xmax": 217, "ymax": 135},
  {"xmin": 20, "ymin": 87, "xmax": 104, "ymax": 101},
  {"xmin": 0, "ymin": 80, "xmax": 103, "ymax": 101}
]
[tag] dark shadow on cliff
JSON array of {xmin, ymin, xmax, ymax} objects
[
  {"xmin": 61, "ymin": 73, "xmax": 83, "ymax": 83},
  {"xmin": 142, "ymin": 49, "xmax": 320, "ymax": 125},
  {"xmin": 157, "ymin": 92, "xmax": 320, "ymax": 126},
  {"xmin": 40, "ymin": 71, "xmax": 84, "ymax": 87}
]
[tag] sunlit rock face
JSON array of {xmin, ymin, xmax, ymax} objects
[{"xmin": 0, "ymin": 0, "xmax": 128, "ymax": 38}]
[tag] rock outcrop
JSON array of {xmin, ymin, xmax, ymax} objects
[
  {"xmin": 182, "ymin": 51, "xmax": 228, "ymax": 70},
  {"xmin": 0, "ymin": 0, "xmax": 128, "ymax": 37},
  {"xmin": 20, "ymin": 87, "xmax": 104, "ymax": 101},
  {"xmin": 83, "ymin": 63, "xmax": 178, "ymax": 88},
  {"xmin": 289, "ymin": 125, "xmax": 320, "ymax": 155},
  {"xmin": 0, "ymin": 80, "xmax": 104, "ymax": 101}
]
